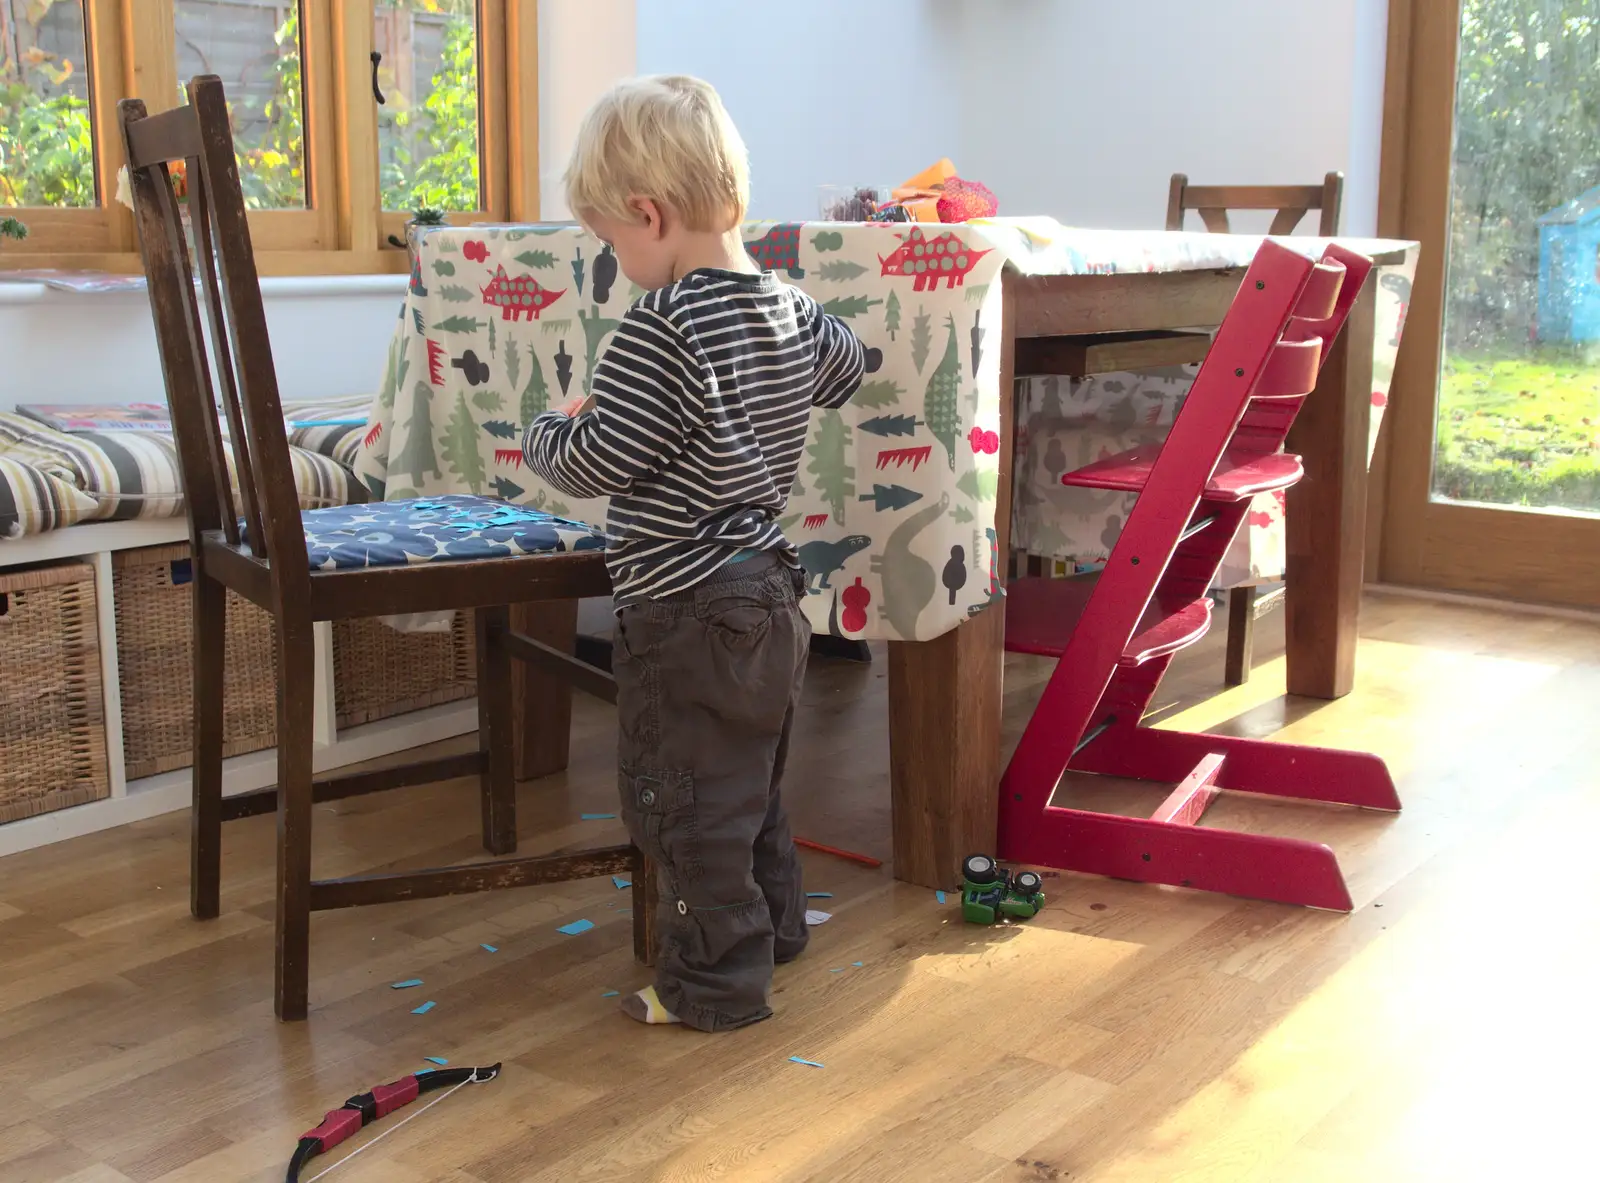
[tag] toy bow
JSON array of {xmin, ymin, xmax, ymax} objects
[{"xmin": 285, "ymin": 1062, "xmax": 501, "ymax": 1182}]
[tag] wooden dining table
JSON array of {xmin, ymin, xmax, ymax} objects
[{"xmin": 355, "ymin": 219, "xmax": 1415, "ymax": 894}]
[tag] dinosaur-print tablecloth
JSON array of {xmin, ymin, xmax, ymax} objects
[
  {"xmin": 353, "ymin": 219, "xmax": 1416, "ymax": 639},
  {"xmin": 355, "ymin": 220, "xmax": 1008, "ymax": 642},
  {"xmin": 996, "ymin": 226, "xmax": 1418, "ymax": 586}
]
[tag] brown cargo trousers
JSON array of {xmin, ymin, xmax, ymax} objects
[{"xmin": 612, "ymin": 552, "xmax": 811, "ymax": 1031}]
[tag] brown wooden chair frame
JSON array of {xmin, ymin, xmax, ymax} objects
[
  {"xmin": 1014, "ymin": 171, "xmax": 1346, "ymax": 686},
  {"xmin": 119, "ymin": 76, "xmax": 648, "ymax": 1021}
]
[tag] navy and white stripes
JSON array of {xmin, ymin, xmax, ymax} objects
[{"xmin": 523, "ymin": 268, "xmax": 864, "ymax": 604}]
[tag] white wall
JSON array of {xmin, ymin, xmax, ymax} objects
[
  {"xmin": 538, "ymin": 0, "xmax": 638, "ymax": 218},
  {"xmin": 636, "ymin": 0, "xmax": 964, "ymax": 222},
  {"xmin": 637, "ymin": 0, "xmax": 1388, "ymax": 235},
  {"xmin": 0, "ymin": 277, "xmax": 407, "ymax": 408}
]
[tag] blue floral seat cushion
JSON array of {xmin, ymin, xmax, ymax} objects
[{"xmin": 294, "ymin": 495, "xmax": 607, "ymax": 570}]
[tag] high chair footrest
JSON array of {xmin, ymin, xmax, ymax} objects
[
  {"xmin": 1061, "ymin": 445, "xmax": 1304, "ymax": 500},
  {"xmin": 1005, "ymin": 575, "xmax": 1212, "ymax": 664}
]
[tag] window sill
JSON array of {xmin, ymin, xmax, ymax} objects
[{"xmin": 0, "ymin": 248, "xmax": 411, "ymax": 283}]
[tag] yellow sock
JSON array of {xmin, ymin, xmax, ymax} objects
[{"xmin": 620, "ymin": 985, "xmax": 681, "ymax": 1025}]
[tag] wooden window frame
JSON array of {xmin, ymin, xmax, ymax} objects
[
  {"xmin": 0, "ymin": 0, "xmax": 540, "ymax": 277},
  {"xmin": 1372, "ymin": 0, "xmax": 1600, "ymax": 609}
]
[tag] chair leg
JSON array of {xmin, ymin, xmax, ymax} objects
[
  {"xmin": 274, "ymin": 624, "xmax": 317, "ymax": 1022},
  {"xmin": 476, "ymin": 605, "xmax": 518, "ymax": 857},
  {"xmin": 1225, "ymin": 586, "xmax": 1257, "ymax": 686},
  {"xmin": 190, "ymin": 573, "xmax": 226, "ymax": 920}
]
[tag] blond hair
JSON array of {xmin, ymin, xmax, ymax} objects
[{"xmin": 564, "ymin": 75, "xmax": 749, "ymax": 232}]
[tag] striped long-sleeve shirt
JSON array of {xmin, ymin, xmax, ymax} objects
[{"xmin": 522, "ymin": 268, "xmax": 865, "ymax": 604}]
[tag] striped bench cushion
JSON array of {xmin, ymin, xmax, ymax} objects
[{"xmin": 0, "ymin": 412, "xmax": 365, "ymax": 535}]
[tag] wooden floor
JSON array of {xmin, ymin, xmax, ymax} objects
[{"xmin": 2, "ymin": 591, "xmax": 1599, "ymax": 1182}]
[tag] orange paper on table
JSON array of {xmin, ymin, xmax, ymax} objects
[{"xmin": 892, "ymin": 158, "xmax": 958, "ymax": 222}]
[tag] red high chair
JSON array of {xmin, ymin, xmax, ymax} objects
[{"xmin": 999, "ymin": 240, "xmax": 1400, "ymax": 911}]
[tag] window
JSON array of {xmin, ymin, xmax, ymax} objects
[
  {"xmin": 0, "ymin": 0, "xmax": 96, "ymax": 208},
  {"xmin": 175, "ymin": 0, "xmax": 309, "ymax": 209},
  {"xmin": 375, "ymin": 0, "xmax": 482, "ymax": 213},
  {"xmin": 0, "ymin": 0, "xmax": 539, "ymax": 274}
]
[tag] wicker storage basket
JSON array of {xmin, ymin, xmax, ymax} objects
[
  {"xmin": 0, "ymin": 561, "xmax": 110, "ymax": 822},
  {"xmin": 113, "ymin": 544, "xmax": 278, "ymax": 780},
  {"xmin": 333, "ymin": 614, "xmax": 476, "ymax": 730}
]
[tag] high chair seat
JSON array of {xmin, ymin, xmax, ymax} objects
[{"xmin": 289, "ymin": 495, "xmax": 607, "ymax": 570}]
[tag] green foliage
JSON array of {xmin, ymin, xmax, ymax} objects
[
  {"xmin": 379, "ymin": 5, "xmax": 482, "ymax": 212},
  {"xmin": 433, "ymin": 315, "xmax": 482, "ymax": 333},
  {"xmin": 884, "ymin": 290, "xmax": 901, "ymax": 340},
  {"xmin": 439, "ymin": 285, "xmax": 474, "ymax": 302},
  {"xmin": 472, "ymin": 389, "xmax": 504, "ymax": 413},
  {"xmin": 1436, "ymin": 350, "xmax": 1600, "ymax": 510},
  {"xmin": 515, "ymin": 249, "xmax": 558, "ymax": 269},
  {"xmin": 0, "ymin": 27, "xmax": 93, "ymax": 209},
  {"xmin": 0, "ymin": 216, "xmax": 28, "ymax": 241},
  {"xmin": 1449, "ymin": 1, "xmax": 1600, "ymax": 347}
]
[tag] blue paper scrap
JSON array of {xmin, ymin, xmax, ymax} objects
[
  {"xmin": 789, "ymin": 1056, "xmax": 825, "ymax": 1068},
  {"xmin": 601, "ymin": 990, "xmax": 620, "ymax": 998},
  {"xmin": 830, "ymin": 968, "xmax": 843, "ymax": 973},
  {"xmin": 390, "ymin": 979, "xmax": 423, "ymax": 989},
  {"xmin": 412, "ymin": 1001, "xmax": 436, "ymax": 1015},
  {"xmin": 480, "ymin": 943, "xmax": 498, "ymax": 953},
  {"xmin": 612, "ymin": 876, "xmax": 631, "ymax": 889},
  {"xmin": 581, "ymin": 813, "xmax": 616, "ymax": 820},
  {"xmin": 806, "ymin": 892, "xmax": 833, "ymax": 899},
  {"xmin": 852, "ymin": 961, "xmax": 863, "ymax": 967},
  {"xmin": 423, "ymin": 1056, "xmax": 449, "ymax": 1066},
  {"xmin": 558, "ymin": 919, "xmax": 595, "ymax": 936},
  {"xmin": 936, "ymin": 890, "xmax": 947, "ymax": 904}
]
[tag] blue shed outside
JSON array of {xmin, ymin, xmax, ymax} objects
[{"xmin": 1537, "ymin": 184, "xmax": 1600, "ymax": 343}]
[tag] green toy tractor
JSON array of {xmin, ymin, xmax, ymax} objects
[{"xmin": 959, "ymin": 854, "xmax": 1046, "ymax": 924}]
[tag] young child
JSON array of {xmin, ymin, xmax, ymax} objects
[{"xmin": 522, "ymin": 75, "xmax": 865, "ymax": 1031}]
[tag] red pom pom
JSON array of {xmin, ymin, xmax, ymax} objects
[{"xmin": 937, "ymin": 177, "xmax": 998, "ymax": 223}]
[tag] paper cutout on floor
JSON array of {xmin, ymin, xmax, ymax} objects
[
  {"xmin": 805, "ymin": 910, "xmax": 832, "ymax": 926},
  {"xmin": 558, "ymin": 919, "xmax": 595, "ymax": 936}
]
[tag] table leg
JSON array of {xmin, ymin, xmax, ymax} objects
[
  {"xmin": 887, "ymin": 605, "xmax": 1004, "ymax": 890},
  {"xmin": 510, "ymin": 600, "xmax": 577, "ymax": 780},
  {"xmin": 1284, "ymin": 276, "xmax": 1377, "ymax": 699},
  {"xmin": 884, "ymin": 286, "xmax": 1013, "ymax": 890}
]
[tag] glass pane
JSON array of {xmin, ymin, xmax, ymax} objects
[
  {"xmin": 175, "ymin": 0, "xmax": 306, "ymax": 209},
  {"xmin": 0, "ymin": 0, "xmax": 95, "ymax": 208},
  {"xmin": 375, "ymin": 0, "xmax": 482, "ymax": 213},
  {"xmin": 1439, "ymin": 1, "xmax": 1600, "ymax": 514}
]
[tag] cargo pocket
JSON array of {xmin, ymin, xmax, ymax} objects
[{"xmin": 619, "ymin": 764, "xmax": 702, "ymax": 882}]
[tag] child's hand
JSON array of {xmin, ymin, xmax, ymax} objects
[{"xmin": 556, "ymin": 394, "xmax": 592, "ymax": 418}]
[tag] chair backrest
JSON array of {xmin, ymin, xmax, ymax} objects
[
  {"xmin": 1166, "ymin": 171, "xmax": 1344, "ymax": 236},
  {"xmin": 118, "ymin": 76, "xmax": 308, "ymax": 587}
]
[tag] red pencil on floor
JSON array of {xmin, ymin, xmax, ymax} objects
[{"xmin": 795, "ymin": 837, "xmax": 883, "ymax": 869}]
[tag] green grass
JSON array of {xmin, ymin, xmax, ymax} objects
[{"xmin": 1435, "ymin": 350, "xmax": 1600, "ymax": 512}]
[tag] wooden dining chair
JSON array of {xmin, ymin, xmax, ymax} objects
[
  {"xmin": 1164, "ymin": 171, "xmax": 1345, "ymax": 683},
  {"xmin": 1014, "ymin": 171, "xmax": 1347, "ymax": 682},
  {"xmin": 119, "ymin": 76, "xmax": 646, "ymax": 1021},
  {"xmin": 1002, "ymin": 239, "xmax": 1398, "ymax": 911}
]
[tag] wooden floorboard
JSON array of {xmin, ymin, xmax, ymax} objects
[{"xmin": 1, "ymin": 591, "xmax": 1597, "ymax": 1181}]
